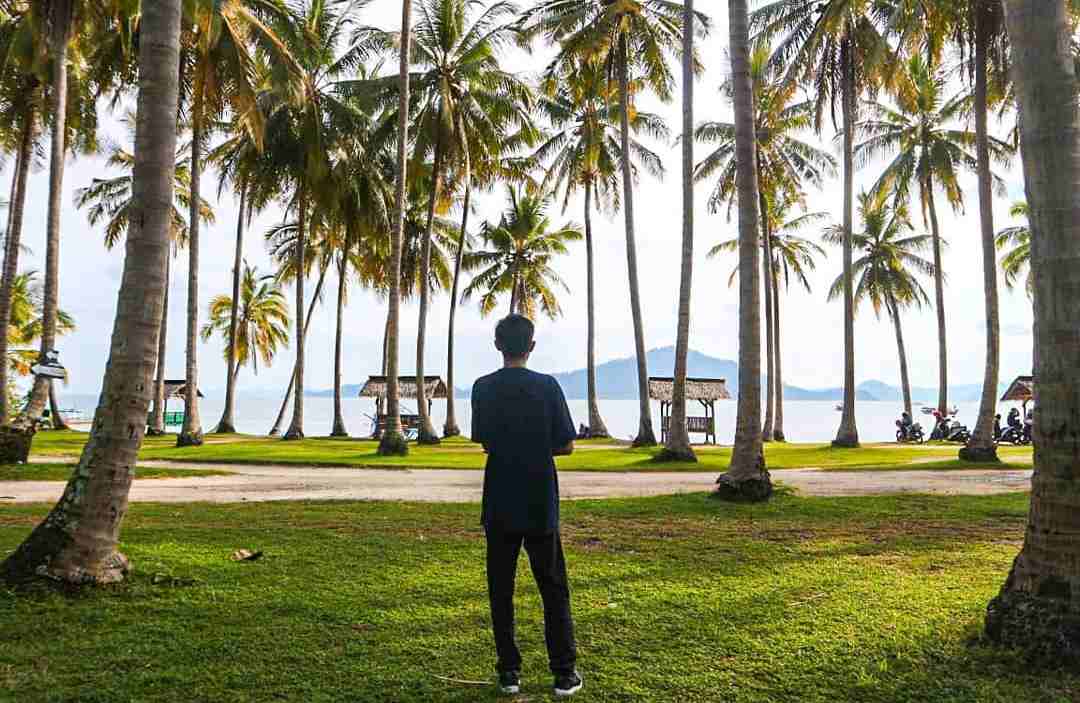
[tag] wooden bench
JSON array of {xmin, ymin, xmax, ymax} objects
[
  {"xmin": 661, "ymin": 415, "xmax": 717, "ymax": 444},
  {"xmin": 373, "ymin": 414, "xmax": 422, "ymax": 440}
]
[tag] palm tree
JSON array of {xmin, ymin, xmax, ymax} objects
[
  {"xmin": 856, "ymin": 53, "xmax": 1012, "ymax": 417},
  {"xmin": 535, "ymin": 59, "xmax": 666, "ymax": 439},
  {"xmin": 6, "ymin": 271, "xmax": 75, "ymax": 382},
  {"xmin": 824, "ymin": 193, "xmax": 933, "ymax": 417},
  {"xmin": 995, "ymin": 201, "xmax": 1031, "ymax": 295},
  {"xmin": 986, "ymin": 0, "xmax": 1080, "ymax": 658},
  {"xmin": 462, "ymin": 187, "xmax": 581, "ymax": 319},
  {"xmin": 527, "ymin": 0, "xmax": 705, "ymax": 447},
  {"xmin": 710, "ymin": 198, "xmax": 828, "ymax": 441},
  {"xmin": 368, "ymin": 0, "xmax": 535, "ymax": 445},
  {"xmin": 752, "ymin": 0, "xmax": 895, "ymax": 448},
  {"xmin": 1, "ymin": 0, "xmax": 183, "ymax": 585},
  {"xmin": 716, "ymin": 0, "xmax": 772, "ymax": 501},
  {"xmin": 200, "ymin": 263, "xmax": 290, "ymax": 388},
  {"xmin": 695, "ymin": 44, "xmax": 837, "ymax": 441}
]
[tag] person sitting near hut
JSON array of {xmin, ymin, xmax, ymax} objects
[{"xmin": 470, "ymin": 314, "xmax": 582, "ymax": 698}]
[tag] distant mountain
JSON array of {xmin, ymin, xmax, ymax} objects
[{"xmin": 307, "ymin": 384, "xmax": 365, "ymax": 399}]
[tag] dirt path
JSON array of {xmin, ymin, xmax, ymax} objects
[{"xmin": 0, "ymin": 460, "xmax": 1032, "ymax": 504}]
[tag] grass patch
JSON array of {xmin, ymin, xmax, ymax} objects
[
  {"xmin": 28, "ymin": 431, "xmax": 1034, "ymax": 473},
  {"xmin": 0, "ymin": 492, "xmax": 1067, "ymax": 702},
  {"xmin": 0, "ymin": 463, "xmax": 235, "ymax": 482}
]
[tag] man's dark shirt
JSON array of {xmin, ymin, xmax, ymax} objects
[{"xmin": 471, "ymin": 367, "xmax": 576, "ymax": 534}]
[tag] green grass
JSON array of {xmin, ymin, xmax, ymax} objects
[
  {"xmin": 0, "ymin": 492, "xmax": 1071, "ymax": 702},
  {"xmin": 0, "ymin": 463, "xmax": 234, "ymax": 481},
  {"xmin": 28, "ymin": 431, "xmax": 1034, "ymax": 473}
]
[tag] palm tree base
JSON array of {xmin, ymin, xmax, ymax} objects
[
  {"xmin": 655, "ymin": 446, "xmax": 697, "ymax": 463},
  {"xmin": 176, "ymin": 430, "xmax": 204, "ymax": 448},
  {"xmin": 772, "ymin": 430, "xmax": 786, "ymax": 442},
  {"xmin": 442, "ymin": 426, "xmax": 461, "ymax": 438},
  {"xmin": 2, "ymin": 528, "xmax": 130, "ymax": 586},
  {"xmin": 329, "ymin": 425, "xmax": 348, "ymax": 438},
  {"xmin": 0, "ymin": 424, "xmax": 34, "ymax": 464},
  {"xmin": 713, "ymin": 470, "xmax": 774, "ymax": 503},
  {"xmin": 377, "ymin": 431, "xmax": 409, "ymax": 456},
  {"xmin": 831, "ymin": 435, "xmax": 860, "ymax": 449},
  {"xmin": 417, "ymin": 430, "xmax": 441, "ymax": 445},
  {"xmin": 146, "ymin": 428, "xmax": 167, "ymax": 437},
  {"xmin": 631, "ymin": 425, "xmax": 657, "ymax": 448},
  {"xmin": 959, "ymin": 444, "xmax": 1000, "ymax": 463},
  {"xmin": 213, "ymin": 421, "xmax": 237, "ymax": 434},
  {"xmin": 282, "ymin": 429, "xmax": 305, "ymax": 441},
  {"xmin": 986, "ymin": 588, "xmax": 1080, "ymax": 665}
]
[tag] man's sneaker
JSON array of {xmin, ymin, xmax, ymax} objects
[
  {"xmin": 497, "ymin": 670, "xmax": 520, "ymax": 695},
  {"xmin": 553, "ymin": 671, "xmax": 583, "ymax": 697}
]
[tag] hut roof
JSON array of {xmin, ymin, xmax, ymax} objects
[
  {"xmin": 1000, "ymin": 375, "xmax": 1034, "ymax": 403},
  {"xmin": 359, "ymin": 375, "xmax": 448, "ymax": 400},
  {"xmin": 163, "ymin": 380, "xmax": 204, "ymax": 399},
  {"xmin": 648, "ymin": 377, "xmax": 732, "ymax": 402}
]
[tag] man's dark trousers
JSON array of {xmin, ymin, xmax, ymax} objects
[{"xmin": 486, "ymin": 529, "xmax": 577, "ymax": 675}]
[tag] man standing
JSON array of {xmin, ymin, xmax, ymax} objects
[{"xmin": 471, "ymin": 314, "xmax": 582, "ymax": 697}]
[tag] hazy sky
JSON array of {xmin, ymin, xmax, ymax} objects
[{"xmin": 22, "ymin": 0, "xmax": 1033, "ymax": 397}]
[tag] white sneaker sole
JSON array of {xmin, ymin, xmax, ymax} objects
[{"xmin": 554, "ymin": 681, "xmax": 583, "ymax": 697}]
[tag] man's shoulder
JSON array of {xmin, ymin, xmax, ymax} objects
[{"xmin": 471, "ymin": 370, "xmax": 503, "ymax": 396}]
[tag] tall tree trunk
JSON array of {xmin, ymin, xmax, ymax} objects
[
  {"xmin": 216, "ymin": 184, "xmax": 246, "ymax": 434},
  {"xmin": 330, "ymin": 251, "xmax": 348, "ymax": 437},
  {"xmin": 661, "ymin": 1, "xmax": 696, "ymax": 462},
  {"xmin": 148, "ymin": 254, "xmax": 171, "ymax": 436},
  {"xmin": 22, "ymin": 0, "xmax": 74, "ymax": 433},
  {"xmin": 377, "ymin": 0, "xmax": 412, "ymax": 457},
  {"xmin": 772, "ymin": 271, "xmax": 785, "ymax": 441},
  {"xmin": 924, "ymin": 181, "xmax": 949, "ymax": 415},
  {"xmin": 888, "ymin": 294, "xmax": 913, "ymax": 417},
  {"xmin": 283, "ymin": 194, "xmax": 307, "ymax": 441},
  {"xmin": 443, "ymin": 165, "xmax": 470, "ymax": 438},
  {"xmin": 583, "ymin": 180, "xmax": 608, "ymax": 438},
  {"xmin": 959, "ymin": 17, "xmax": 1000, "ymax": 463},
  {"xmin": 1, "ymin": 0, "xmax": 182, "ymax": 585},
  {"xmin": 833, "ymin": 42, "xmax": 860, "ymax": 448},
  {"xmin": 760, "ymin": 187, "xmax": 776, "ymax": 441},
  {"xmin": 176, "ymin": 85, "xmax": 205, "ymax": 447},
  {"xmin": 415, "ymin": 138, "xmax": 443, "ymax": 446},
  {"xmin": 986, "ymin": 0, "xmax": 1080, "ymax": 658},
  {"xmin": 0, "ymin": 103, "xmax": 35, "ymax": 426},
  {"xmin": 267, "ymin": 267, "xmax": 326, "ymax": 436},
  {"xmin": 48, "ymin": 381, "xmax": 68, "ymax": 431},
  {"xmin": 618, "ymin": 35, "xmax": 656, "ymax": 447},
  {"xmin": 716, "ymin": 0, "xmax": 772, "ymax": 501}
]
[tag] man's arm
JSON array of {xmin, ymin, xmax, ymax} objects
[
  {"xmin": 553, "ymin": 441, "xmax": 574, "ymax": 456},
  {"xmin": 549, "ymin": 377, "xmax": 576, "ymax": 457}
]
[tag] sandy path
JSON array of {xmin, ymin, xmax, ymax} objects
[{"xmin": 0, "ymin": 460, "xmax": 1032, "ymax": 504}]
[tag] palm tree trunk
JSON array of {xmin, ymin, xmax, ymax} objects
[
  {"xmin": 661, "ymin": 1, "xmax": 696, "ymax": 462},
  {"xmin": 1, "ymin": 0, "xmax": 182, "ymax": 585},
  {"xmin": 0, "ymin": 103, "xmax": 35, "ymax": 427},
  {"xmin": 888, "ymin": 294, "xmax": 913, "ymax": 417},
  {"xmin": 48, "ymin": 382, "xmax": 69, "ymax": 431},
  {"xmin": 772, "ymin": 271, "xmax": 785, "ymax": 441},
  {"xmin": 959, "ymin": 17, "xmax": 1000, "ymax": 463},
  {"xmin": 215, "ymin": 184, "xmax": 246, "ymax": 434},
  {"xmin": 717, "ymin": 0, "xmax": 771, "ymax": 501},
  {"xmin": 986, "ymin": 0, "xmax": 1080, "ymax": 657},
  {"xmin": 924, "ymin": 182, "xmax": 948, "ymax": 416},
  {"xmin": 330, "ymin": 252, "xmax": 348, "ymax": 437},
  {"xmin": 583, "ymin": 180, "xmax": 608, "ymax": 438},
  {"xmin": 760, "ymin": 187, "xmax": 776, "ymax": 442},
  {"xmin": 443, "ymin": 167, "xmax": 470, "ymax": 438},
  {"xmin": 268, "ymin": 266, "xmax": 327, "ymax": 436},
  {"xmin": 376, "ymin": 0, "xmax": 412, "ymax": 457},
  {"xmin": 176, "ymin": 85, "xmax": 205, "ymax": 447},
  {"xmin": 618, "ymin": 35, "xmax": 656, "ymax": 447},
  {"xmin": 833, "ymin": 42, "xmax": 860, "ymax": 448},
  {"xmin": 415, "ymin": 139, "xmax": 443, "ymax": 445},
  {"xmin": 22, "ymin": 0, "xmax": 75, "ymax": 430},
  {"xmin": 148, "ymin": 254, "xmax": 170, "ymax": 436},
  {"xmin": 282, "ymin": 192, "xmax": 308, "ymax": 441}
]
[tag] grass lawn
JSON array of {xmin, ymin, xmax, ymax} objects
[
  {"xmin": 0, "ymin": 492, "xmax": 1070, "ymax": 702},
  {"xmin": 0, "ymin": 463, "xmax": 234, "ymax": 481},
  {"xmin": 28, "ymin": 431, "xmax": 1034, "ymax": 473}
]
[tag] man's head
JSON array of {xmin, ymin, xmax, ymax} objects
[{"xmin": 495, "ymin": 314, "xmax": 535, "ymax": 363}]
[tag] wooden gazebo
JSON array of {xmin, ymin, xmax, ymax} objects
[
  {"xmin": 1001, "ymin": 375, "xmax": 1034, "ymax": 414},
  {"xmin": 649, "ymin": 377, "xmax": 731, "ymax": 445},
  {"xmin": 359, "ymin": 375, "xmax": 448, "ymax": 438},
  {"xmin": 153, "ymin": 380, "xmax": 203, "ymax": 428}
]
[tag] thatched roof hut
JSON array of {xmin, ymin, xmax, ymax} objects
[
  {"xmin": 359, "ymin": 375, "xmax": 448, "ymax": 400},
  {"xmin": 163, "ymin": 380, "xmax": 203, "ymax": 400},
  {"xmin": 648, "ymin": 377, "xmax": 732, "ymax": 402},
  {"xmin": 1000, "ymin": 375, "xmax": 1034, "ymax": 403}
]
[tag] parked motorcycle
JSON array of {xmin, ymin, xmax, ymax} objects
[
  {"xmin": 931, "ymin": 417, "xmax": 971, "ymax": 443},
  {"xmin": 895, "ymin": 419, "xmax": 925, "ymax": 443},
  {"xmin": 998, "ymin": 408, "xmax": 1031, "ymax": 445}
]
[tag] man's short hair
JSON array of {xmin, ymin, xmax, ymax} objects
[{"xmin": 496, "ymin": 314, "xmax": 535, "ymax": 357}]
